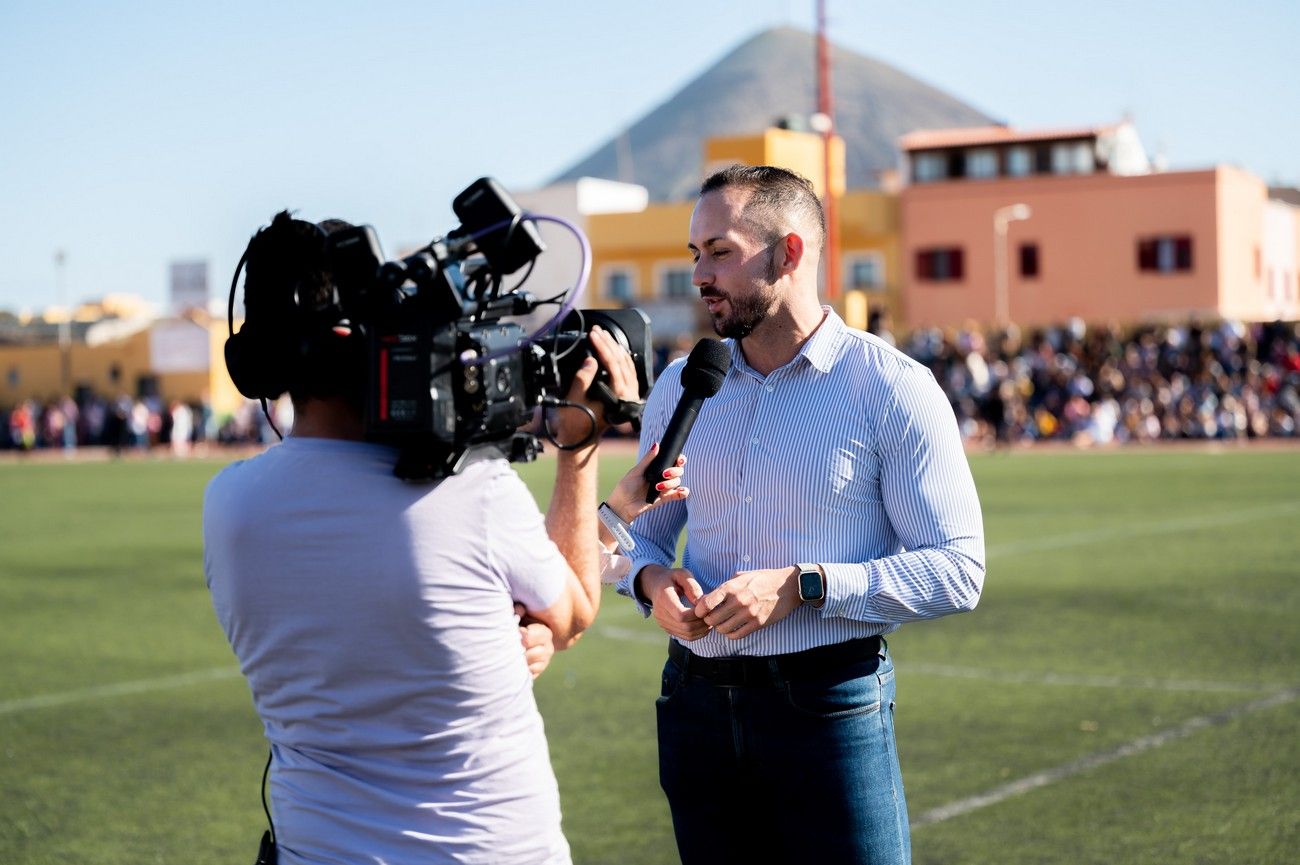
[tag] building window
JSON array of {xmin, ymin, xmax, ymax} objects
[
  {"xmin": 947, "ymin": 151, "xmax": 966, "ymax": 179},
  {"xmin": 1137, "ymin": 236, "xmax": 1193, "ymax": 273},
  {"xmin": 916, "ymin": 247, "xmax": 965, "ymax": 282},
  {"xmin": 1035, "ymin": 144, "xmax": 1053, "ymax": 173},
  {"xmin": 845, "ymin": 254, "xmax": 885, "ymax": 291},
  {"xmin": 661, "ymin": 267, "xmax": 694, "ymax": 299},
  {"xmin": 603, "ymin": 268, "xmax": 635, "ymax": 303},
  {"xmin": 913, "ymin": 152, "xmax": 947, "ymax": 183},
  {"xmin": 1051, "ymin": 141, "xmax": 1095, "ymax": 175},
  {"xmin": 1006, "ymin": 146, "xmax": 1033, "ymax": 177},
  {"xmin": 1019, "ymin": 243, "xmax": 1040, "ymax": 278},
  {"xmin": 966, "ymin": 148, "xmax": 998, "ymax": 179}
]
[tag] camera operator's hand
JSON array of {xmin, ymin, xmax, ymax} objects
[
  {"xmin": 515, "ymin": 603, "xmax": 556, "ymax": 679},
  {"xmin": 597, "ymin": 325, "xmax": 642, "ymax": 407},
  {"xmin": 551, "ymin": 325, "xmax": 635, "ymax": 448}
]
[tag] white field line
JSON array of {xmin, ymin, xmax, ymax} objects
[
  {"xmin": 7, "ymin": 641, "xmax": 1295, "ymax": 836},
  {"xmin": 912, "ymin": 686, "xmax": 1300, "ymax": 828},
  {"xmin": 8, "ymin": 502, "xmax": 1289, "ymax": 715},
  {"xmin": 987, "ymin": 500, "xmax": 1300, "ymax": 559},
  {"xmin": 0, "ymin": 666, "xmax": 240, "ymax": 716}
]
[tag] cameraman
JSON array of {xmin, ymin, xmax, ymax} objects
[{"xmin": 203, "ymin": 212, "xmax": 660, "ymax": 864}]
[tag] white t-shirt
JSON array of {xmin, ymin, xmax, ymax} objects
[{"xmin": 204, "ymin": 437, "xmax": 572, "ymax": 865}]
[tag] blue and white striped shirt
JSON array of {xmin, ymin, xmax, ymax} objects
[{"xmin": 618, "ymin": 307, "xmax": 985, "ymax": 657}]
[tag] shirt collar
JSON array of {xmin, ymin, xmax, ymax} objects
[
  {"xmin": 725, "ymin": 306, "xmax": 845, "ymax": 377},
  {"xmin": 799, "ymin": 306, "xmax": 845, "ymax": 373}
]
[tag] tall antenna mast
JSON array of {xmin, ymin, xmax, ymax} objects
[{"xmin": 816, "ymin": 0, "xmax": 840, "ymax": 300}]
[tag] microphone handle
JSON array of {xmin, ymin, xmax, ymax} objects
[{"xmin": 643, "ymin": 396, "xmax": 703, "ymax": 502}]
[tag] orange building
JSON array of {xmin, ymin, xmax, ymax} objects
[{"xmin": 899, "ymin": 121, "xmax": 1300, "ymax": 329}]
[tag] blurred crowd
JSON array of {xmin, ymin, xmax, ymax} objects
[
  {"xmin": 4, "ymin": 317, "xmax": 1299, "ymax": 457},
  {"xmin": 881, "ymin": 316, "xmax": 1300, "ymax": 448},
  {"xmin": 1, "ymin": 393, "xmax": 291, "ymax": 456}
]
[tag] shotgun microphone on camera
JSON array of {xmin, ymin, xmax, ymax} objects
[{"xmin": 643, "ymin": 339, "xmax": 730, "ymax": 502}]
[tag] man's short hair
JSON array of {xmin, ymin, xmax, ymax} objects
[{"xmin": 699, "ymin": 165, "xmax": 826, "ymax": 253}]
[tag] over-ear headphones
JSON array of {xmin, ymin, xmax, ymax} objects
[{"xmin": 224, "ymin": 213, "xmax": 357, "ymax": 403}]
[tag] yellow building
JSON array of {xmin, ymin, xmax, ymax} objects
[{"xmin": 0, "ymin": 310, "xmax": 242, "ymax": 415}]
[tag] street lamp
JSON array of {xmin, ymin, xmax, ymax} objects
[{"xmin": 993, "ymin": 203, "xmax": 1032, "ymax": 327}]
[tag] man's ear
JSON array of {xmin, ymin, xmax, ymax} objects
[{"xmin": 775, "ymin": 231, "xmax": 806, "ymax": 276}]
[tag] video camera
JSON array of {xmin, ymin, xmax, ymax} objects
[{"xmin": 229, "ymin": 178, "xmax": 654, "ymax": 482}]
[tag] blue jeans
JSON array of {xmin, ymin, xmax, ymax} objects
[{"xmin": 656, "ymin": 641, "xmax": 910, "ymax": 865}]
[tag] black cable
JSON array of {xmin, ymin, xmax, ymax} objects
[
  {"xmin": 260, "ymin": 748, "xmax": 275, "ymax": 842},
  {"xmin": 503, "ymin": 257, "xmax": 537, "ymax": 295},
  {"xmin": 259, "ymin": 397, "xmax": 283, "ymax": 441},
  {"xmin": 254, "ymin": 746, "xmax": 277, "ymax": 864},
  {"xmin": 542, "ymin": 398, "xmax": 598, "ymax": 450},
  {"xmin": 549, "ymin": 308, "xmax": 586, "ymax": 368}
]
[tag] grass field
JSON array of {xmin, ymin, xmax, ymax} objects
[{"xmin": 2, "ymin": 445, "xmax": 1298, "ymax": 864}]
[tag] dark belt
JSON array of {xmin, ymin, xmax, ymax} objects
[{"xmin": 668, "ymin": 635, "xmax": 882, "ymax": 686}]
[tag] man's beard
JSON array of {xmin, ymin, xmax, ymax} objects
[
  {"xmin": 711, "ymin": 289, "xmax": 770, "ymax": 340},
  {"xmin": 710, "ymin": 248, "xmax": 781, "ymax": 340}
]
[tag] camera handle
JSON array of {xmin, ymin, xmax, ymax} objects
[{"xmin": 586, "ymin": 380, "xmax": 644, "ymax": 432}]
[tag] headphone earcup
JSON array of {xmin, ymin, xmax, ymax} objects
[{"xmin": 225, "ymin": 324, "xmax": 292, "ymax": 401}]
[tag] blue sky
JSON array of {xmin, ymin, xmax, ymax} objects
[{"xmin": 2, "ymin": 0, "xmax": 1296, "ymax": 314}]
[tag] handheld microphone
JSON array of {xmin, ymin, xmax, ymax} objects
[{"xmin": 643, "ymin": 338, "xmax": 730, "ymax": 502}]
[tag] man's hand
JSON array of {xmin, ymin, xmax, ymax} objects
[
  {"xmin": 693, "ymin": 567, "xmax": 801, "ymax": 640},
  {"xmin": 638, "ymin": 565, "xmax": 710, "ymax": 642},
  {"xmin": 515, "ymin": 603, "xmax": 556, "ymax": 679}
]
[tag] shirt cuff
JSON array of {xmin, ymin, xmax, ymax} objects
[
  {"xmin": 818, "ymin": 561, "xmax": 871, "ymax": 619},
  {"xmin": 615, "ymin": 560, "xmax": 659, "ymax": 618},
  {"xmin": 600, "ymin": 547, "xmax": 632, "ymax": 585}
]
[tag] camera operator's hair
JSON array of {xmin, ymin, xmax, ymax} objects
[
  {"xmin": 241, "ymin": 211, "xmax": 365, "ymax": 407},
  {"xmin": 699, "ymin": 165, "xmax": 826, "ymax": 253}
]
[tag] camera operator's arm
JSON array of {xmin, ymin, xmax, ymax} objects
[{"xmin": 526, "ymin": 326, "xmax": 627, "ymax": 650}]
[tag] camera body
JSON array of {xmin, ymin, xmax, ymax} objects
[{"xmin": 321, "ymin": 178, "xmax": 654, "ymax": 480}]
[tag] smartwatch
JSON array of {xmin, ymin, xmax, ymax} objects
[{"xmin": 796, "ymin": 563, "xmax": 825, "ymax": 607}]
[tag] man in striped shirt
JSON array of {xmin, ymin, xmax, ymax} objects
[{"xmin": 618, "ymin": 165, "xmax": 985, "ymax": 865}]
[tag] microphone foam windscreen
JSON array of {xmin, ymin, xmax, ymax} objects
[{"xmin": 680, "ymin": 338, "xmax": 731, "ymax": 396}]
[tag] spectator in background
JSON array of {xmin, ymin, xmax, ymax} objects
[
  {"xmin": 9, "ymin": 400, "xmax": 35, "ymax": 451},
  {"xmin": 169, "ymin": 401, "xmax": 193, "ymax": 458}
]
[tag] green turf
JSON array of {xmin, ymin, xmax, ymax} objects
[{"xmin": 1, "ymin": 447, "xmax": 1297, "ymax": 864}]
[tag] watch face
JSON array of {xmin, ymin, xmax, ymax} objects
[{"xmin": 798, "ymin": 568, "xmax": 824, "ymax": 601}]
